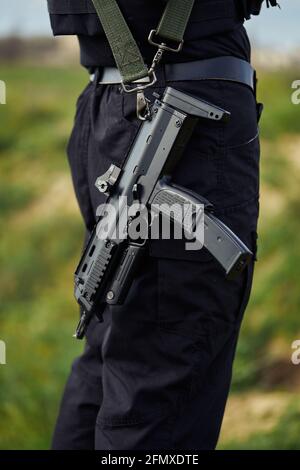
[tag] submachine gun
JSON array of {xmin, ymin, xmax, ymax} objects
[{"xmin": 73, "ymin": 87, "xmax": 253, "ymax": 339}]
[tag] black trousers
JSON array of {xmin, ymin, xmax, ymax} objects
[{"xmin": 52, "ymin": 67, "xmax": 260, "ymax": 450}]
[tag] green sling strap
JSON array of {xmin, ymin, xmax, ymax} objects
[
  {"xmin": 91, "ymin": 0, "xmax": 195, "ymax": 85},
  {"xmin": 156, "ymin": 0, "xmax": 196, "ymax": 43}
]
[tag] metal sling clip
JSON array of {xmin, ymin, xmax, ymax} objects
[
  {"xmin": 148, "ymin": 29, "xmax": 184, "ymax": 53},
  {"xmin": 121, "ymin": 30, "xmax": 184, "ymax": 121},
  {"xmin": 121, "ymin": 71, "xmax": 157, "ymax": 121}
]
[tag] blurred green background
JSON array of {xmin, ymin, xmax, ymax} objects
[{"xmin": 0, "ymin": 60, "xmax": 300, "ymax": 449}]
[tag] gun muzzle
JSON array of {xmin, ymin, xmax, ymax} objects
[{"xmin": 74, "ymin": 312, "xmax": 88, "ymax": 340}]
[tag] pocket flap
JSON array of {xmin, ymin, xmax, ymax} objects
[{"xmin": 149, "ymin": 238, "xmax": 214, "ymax": 262}]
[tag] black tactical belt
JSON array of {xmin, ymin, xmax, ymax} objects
[{"xmin": 90, "ymin": 56, "xmax": 255, "ymax": 92}]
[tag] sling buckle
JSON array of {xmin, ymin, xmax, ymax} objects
[
  {"xmin": 121, "ymin": 71, "xmax": 157, "ymax": 121},
  {"xmin": 121, "ymin": 70, "xmax": 157, "ymax": 94},
  {"xmin": 148, "ymin": 29, "xmax": 184, "ymax": 53}
]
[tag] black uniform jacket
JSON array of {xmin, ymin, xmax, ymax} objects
[{"xmin": 47, "ymin": 0, "xmax": 251, "ymax": 68}]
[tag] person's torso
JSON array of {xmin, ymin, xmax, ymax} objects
[{"xmin": 47, "ymin": 0, "xmax": 250, "ymax": 68}]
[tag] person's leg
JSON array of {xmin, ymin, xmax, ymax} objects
[
  {"xmin": 51, "ymin": 343, "xmax": 103, "ymax": 450},
  {"xmin": 51, "ymin": 78, "xmax": 143, "ymax": 449},
  {"xmin": 90, "ymin": 78, "xmax": 260, "ymax": 449},
  {"xmin": 93, "ymin": 211, "xmax": 257, "ymax": 450},
  {"xmin": 53, "ymin": 73, "xmax": 259, "ymax": 450}
]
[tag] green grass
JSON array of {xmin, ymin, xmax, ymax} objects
[
  {"xmin": 0, "ymin": 65, "xmax": 87, "ymax": 448},
  {"xmin": 221, "ymin": 404, "xmax": 300, "ymax": 450},
  {"xmin": 0, "ymin": 65, "xmax": 300, "ymax": 449},
  {"xmin": 257, "ymin": 70, "xmax": 300, "ymax": 139}
]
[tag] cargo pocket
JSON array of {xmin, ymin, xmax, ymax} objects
[
  {"xmin": 153, "ymin": 253, "xmax": 242, "ymax": 407},
  {"xmin": 155, "ymin": 195, "xmax": 259, "ymax": 334},
  {"xmin": 153, "ymin": 218, "xmax": 257, "ymax": 402}
]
